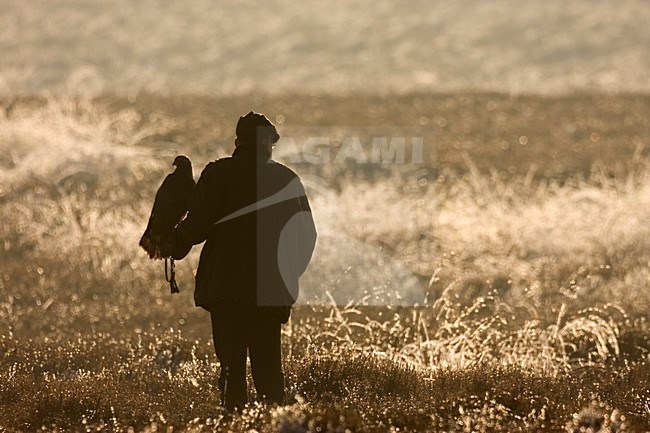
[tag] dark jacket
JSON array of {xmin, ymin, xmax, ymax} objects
[{"xmin": 172, "ymin": 143, "xmax": 317, "ymax": 319}]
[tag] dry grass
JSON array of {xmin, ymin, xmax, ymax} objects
[{"xmin": 1, "ymin": 314, "xmax": 648, "ymax": 431}]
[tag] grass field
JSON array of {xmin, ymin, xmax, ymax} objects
[{"xmin": 0, "ymin": 93, "xmax": 649, "ymax": 431}]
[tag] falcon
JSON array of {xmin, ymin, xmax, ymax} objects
[{"xmin": 139, "ymin": 155, "xmax": 195, "ymax": 291}]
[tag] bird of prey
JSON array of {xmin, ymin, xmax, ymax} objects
[{"xmin": 140, "ymin": 154, "xmax": 195, "ymax": 264}]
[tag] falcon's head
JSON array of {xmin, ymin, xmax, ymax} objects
[{"xmin": 172, "ymin": 155, "xmax": 192, "ymax": 170}]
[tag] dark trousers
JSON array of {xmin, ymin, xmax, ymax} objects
[{"xmin": 210, "ymin": 303, "xmax": 285, "ymax": 410}]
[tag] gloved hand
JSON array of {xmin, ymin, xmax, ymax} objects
[
  {"xmin": 160, "ymin": 231, "xmax": 193, "ymax": 260},
  {"xmin": 158, "ymin": 234, "xmax": 174, "ymax": 259}
]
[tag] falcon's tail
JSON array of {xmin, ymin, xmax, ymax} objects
[{"xmin": 139, "ymin": 225, "xmax": 164, "ymax": 260}]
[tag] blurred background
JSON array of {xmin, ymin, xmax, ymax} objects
[{"xmin": 1, "ymin": 0, "xmax": 649, "ymax": 96}]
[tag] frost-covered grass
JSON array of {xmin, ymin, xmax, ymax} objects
[
  {"xmin": 0, "ymin": 94, "xmax": 648, "ymax": 431},
  {"xmin": 1, "ymin": 307, "xmax": 648, "ymax": 431}
]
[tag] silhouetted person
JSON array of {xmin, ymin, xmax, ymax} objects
[{"xmin": 167, "ymin": 112, "xmax": 317, "ymax": 411}]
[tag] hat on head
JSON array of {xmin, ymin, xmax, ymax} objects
[{"xmin": 236, "ymin": 111, "xmax": 280, "ymax": 145}]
